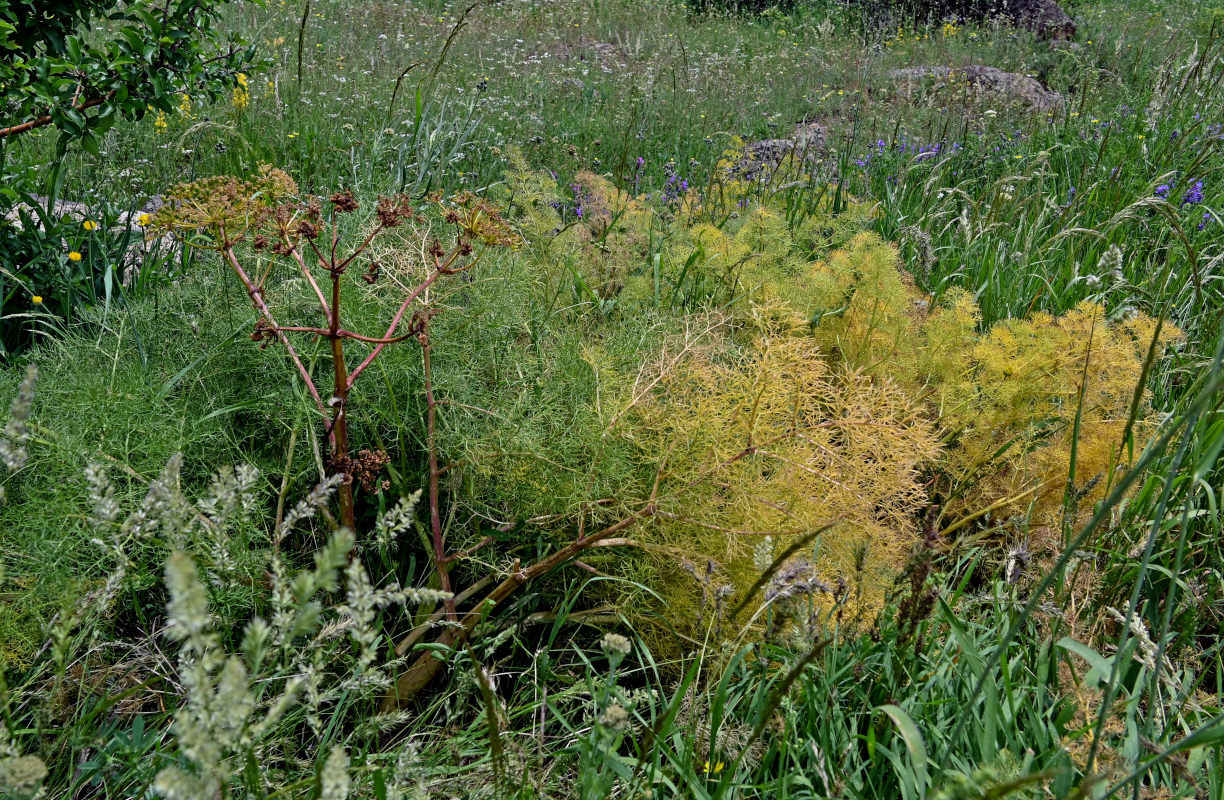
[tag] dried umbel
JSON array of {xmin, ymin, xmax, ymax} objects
[
  {"xmin": 151, "ymin": 164, "xmax": 299, "ymax": 241},
  {"xmin": 149, "ymin": 166, "xmax": 519, "ymax": 534}
]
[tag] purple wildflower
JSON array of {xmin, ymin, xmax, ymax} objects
[
  {"xmin": 1154, "ymin": 184, "xmax": 1171, "ymax": 199},
  {"xmin": 1182, "ymin": 181, "xmax": 1204, "ymax": 206}
]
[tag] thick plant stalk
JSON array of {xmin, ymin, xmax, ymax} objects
[
  {"xmin": 328, "ymin": 265, "xmax": 356, "ymax": 532},
  {"xmin": 421, "ymin": 326, "xmax": 456, "ymax": 617},
  {"xmin": 382, "ymin": 504, "xmax": 659, "ymax": 710}
]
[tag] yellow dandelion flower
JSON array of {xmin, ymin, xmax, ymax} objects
[
  {"xmin": 32, "ymin": 295, "xmax": 42, "ymax": 304},
  {"xmin": 82, "ymin": 220, "xmax": 97, "ymax": 231},
  {"xmin": 68, "ymin": 251, "xmax": 82, "ymax": 261},
  {"xmin": 138, "ymin": 213, "xmax": 151, "ymax": 226}
]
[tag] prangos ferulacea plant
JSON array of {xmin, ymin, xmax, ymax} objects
[{"xmin": 150, "ymin": 166, "xmax": 520, "ymax": 544}]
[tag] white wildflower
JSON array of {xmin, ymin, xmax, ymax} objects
[
  {"xmin": 278, "ymin": 473, "xmax": 345, "ymax": 540},
  {"xmin": 124, "ymin": 454, "xmax": 195, "ymax": 543},
  {"xmin": 153, "ymin": 764, "xmax": 218, "ymax": 800},
  {"xmin": 165, "ymin": 551, "xmax": 211, "ymax": 646},
  {"xmin": 598, "ymin": 702, "xmax": 631, "ymax": 732},
  {"xmin": 386, "ymin": 742, "xmax": 426, "ymax": 800},
  {"xmin": 0, "ymin": 729, "xmax": 48, "ymax": 799},
  {"xmin": 84, "ymin": 461, "xmax": 120, "ymax": 529},
  {"xmin": 600, "ymin": 632, "xmax": 632, "ymax": 669},
  {"xmin": 339, "ymin": 558, "xmax": 380, "ymax": 670},
  {"xmin": 752, "ymin": 536, "xmax": 774, "ymax": 572}
]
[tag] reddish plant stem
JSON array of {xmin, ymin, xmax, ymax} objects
[
  {"xmin": 421, "ymin": 325, "xmax": 456, "ymax": 618},
  {"xmin": 328, "ymin": 265, "xmax": 357, "ymax": 532},
  {"xmin": 335, "ymin": 223, "xmax": 385, "ymax": 272},
  {"xmin": 268, "ymin": 325, "xmax": 413, "ymax": 345},
  {"xmin": 222, "ymin": 245, "xmax": 327, "ymax": 416},
  {"xmin": 346, "ymin": 267, "xmax": 444, "ymax": 388},
  {"xmin": 336, "ymin": 329, "xmax": 414, "ymax": 345}
]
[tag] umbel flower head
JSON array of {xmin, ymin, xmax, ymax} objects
[
  {"xmin": 600, "ymin": 632, "xmax": 632, "ymax": 669},
  {"xmin": 147, "ymin": 164, "xmax": 299, "ymax": 243}
]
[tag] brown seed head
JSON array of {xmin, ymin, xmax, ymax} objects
[{"xmin": 330, "ymin": 189, "xmax": 359, "ymax": 213}]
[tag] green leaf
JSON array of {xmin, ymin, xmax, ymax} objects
[
  {"xmin": 1056, "ymin": 637, "xmax": 1114, "ymax": 688},
  {"xmin": 878, "ymin": 704, "xmax": 930, "ymax": 794}
]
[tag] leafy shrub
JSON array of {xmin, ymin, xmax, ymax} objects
[{"xmin": 0, "ymin": 0, "xmax": 258, "ymax": 355}]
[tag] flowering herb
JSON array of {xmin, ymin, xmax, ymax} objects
[{"xmin": 1181, "ymin": 180, "xmax": 1204, "ymax": 207}]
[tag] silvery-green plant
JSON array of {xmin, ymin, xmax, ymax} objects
[
  {"xmin": 147, "ymin": 478, "xmax": 450, "ymax": 798},
  {"xmin": 0, "ymin": 364, "xmax": 36, "ymax": 500},
  {"xmin": 0, "ymin": 728, "xmax": 48, "ymax": 800}
]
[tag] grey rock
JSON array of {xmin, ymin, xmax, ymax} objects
[
  {"xmin": 736, "ymin": 121, "xmax": 830, "ymax": 180},
  {"xmin": 889, "ymin": 64, "xmax": 1064, "ymax": 113}
]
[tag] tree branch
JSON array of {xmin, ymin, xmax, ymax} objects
[{"xmin": 0, "ymin": 92, "xmax": 115, "ymax": 139}]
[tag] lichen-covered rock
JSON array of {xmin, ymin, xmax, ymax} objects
[
  {"xmin": 889, "ymin": 65, "xmax": 1065, "ymax": 113},
  {"xmin": 736, "ymin": 121, "xmax": 829, "ymax": 180},
  {"xmin": 1008, "ymin": 0, "xmax": 1076, "ymax": 40}
]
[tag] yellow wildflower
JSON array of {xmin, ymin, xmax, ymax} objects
[
  {"xmin": 154, "ymin": 111, "xmax": 168, "ymax": 133},
  {"xmin": 82, "ymin": 220, "xmax": 97, "ymax": 231},
  {"xmin": 704, "ymin": 761, "xmax": 725, "ymax": 774},
  {"xmin": 232, "ymin": 73, "xmax": 250, "ymax": 110},
  {"xmin": 177, "ymin": 93, "xmax": 192, "ymax": 117},
  {"xmin": 68, "ymin": 251, "xmax": 82, "ymax": 262},
  {"xmin": 31, "ymin": 295, "xmax": 42, "ymax": 304}
]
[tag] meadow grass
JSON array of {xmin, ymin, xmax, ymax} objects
[{"xmin": 1, "ymin": 0, "xmax": 1223, "ymax": 797}]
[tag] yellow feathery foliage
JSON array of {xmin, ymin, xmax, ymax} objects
[
  {"xmin": 492, "ymin": 164, "xmax": 1178, "ymax": 648},
  {"xmin": 659, "ymin": 198, "xmax": 874, "ymax": 316},
  {"xmin": 946, "ymin": 302, "xmax": 1180, "ymax": 541},
  {"xmin": 807, "ymin": 231, "xmax": 923, "ymax": 370},
  {"xmin": 799, "ymin": 233, "xmax": 1181, "ymax": 545},
  {"xmin": 619, "ymin": 307, "xmax": 942, "ymax": 649}
]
